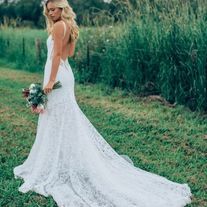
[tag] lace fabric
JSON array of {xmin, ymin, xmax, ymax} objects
[{"xmin": 13, "ymin": 21, "xmax": 192, "ymax": 207}]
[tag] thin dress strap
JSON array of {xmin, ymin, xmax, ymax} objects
[
  {"xmin": 62, "ymin": 21, "xmax": 66, "ymax": 39},
  {"xmin": 50, "ymin": 21, "xmax": 67, "ymax": 60}
]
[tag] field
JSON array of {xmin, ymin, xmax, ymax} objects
[{"xmin": 0, "ymin": 67, "xmax": 206, "ymax": 206}]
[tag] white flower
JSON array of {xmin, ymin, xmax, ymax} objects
[
  {"xmin": 30, "ymin": 89, "xmax": 37, "ymax": 94},
  {"xmin": 29, "ymin": 83, "xmax": 36, "ymax": 90}
]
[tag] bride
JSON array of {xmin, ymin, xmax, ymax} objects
[{"xmin": 13, "ymin": 0, "xmax": 193, "ymax": 206}]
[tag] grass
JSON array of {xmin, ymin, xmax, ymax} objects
[{"xmin": 0, "ymin": 67, "xmax": 206, "ymax": 207}]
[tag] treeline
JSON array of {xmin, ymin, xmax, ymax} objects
[
  {"xmin": 1, "ymin": 0, "xmax": 204, "ymax": 28},
  {"xmin": 0, "ymin": 0, "xmax": 137, "ymax": 28}
]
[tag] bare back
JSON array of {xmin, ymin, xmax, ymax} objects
[
  {"xmin": 61, "ymin": 20, "xmax": 71, "ymax": 61},
  {"xmin": 52, "ymin": 20, "xmax": 74, "ymax": 61}
]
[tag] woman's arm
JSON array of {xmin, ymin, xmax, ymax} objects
[
  {"xmin": 43, "ymin": 21, "xmax": 64, "ymax": 94},
  {"xmin": 49, "ymin": 21, "xmax": 64, "ymax": 82}
]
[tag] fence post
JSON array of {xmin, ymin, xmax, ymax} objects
[
  {"xmin": 22, "ymin": 37, "xmax": 25, "ymax": 58},
  {"xmin": 7, "ymin": 39, "xmax": 9, "ymax": 47},
  {"xmin": 87, "ymin": 41, "xmax": 90, "ymax": 69},
  {"xmin": 35, "ymin": 38, "xmax": 41, "ymax": 64}
]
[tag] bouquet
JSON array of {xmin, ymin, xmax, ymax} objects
[{"xmin": 22, "ymin": 81, "xmax": 62, "ymax": 114}]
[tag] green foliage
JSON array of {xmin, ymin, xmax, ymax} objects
[
  {"xmin": 0, "ymin": 0, "xmax": 124, "ymax": 27},
  {"xmin": 0, "ymin": 27, "xmax": 47, "ymax": 71},
  {"xmin": 0, "ymin": 0, "xmax": 206, "ymax": 112},
  {"xmin": 0, "ymin": 0, "xmax": 44, "ymax": 28}
]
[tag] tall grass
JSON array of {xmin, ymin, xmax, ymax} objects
[
  {"xmin": 0, "ymin": 27, "xmax": 47, "ymax": 71},
  {"xmin": 0, "ymin": 0, "xmax": 206, "ymax": 112}
]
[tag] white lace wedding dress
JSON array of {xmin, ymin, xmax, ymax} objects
[{"xmin": 13, "ymin": 21, "xmax": 192, "ymax": 207}]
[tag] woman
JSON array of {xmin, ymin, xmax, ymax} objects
[{"xmin": 13, "ymin": 0, "xmax": 193, "ymax": 206}]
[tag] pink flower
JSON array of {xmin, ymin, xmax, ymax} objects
[{"xmin": 22, "ymin": 88, "xmax": 30, "ymax": 98}]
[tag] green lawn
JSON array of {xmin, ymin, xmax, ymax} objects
[{"xmin": 0, "ymin": 67, "xmax": 206, "ymax": 207}]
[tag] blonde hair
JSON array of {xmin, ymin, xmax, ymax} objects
[{"xmin": 43, "ymin": 0, "xmax": 79, "ymax": 43}]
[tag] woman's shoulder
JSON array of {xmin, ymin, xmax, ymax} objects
[
  {"xmin": 53, "ymin": 20, "xmax": 70, "ymax": 32},
  {"xmin": 53, "ymin": 20, "xmax": 65, "ymax": 29},
  {"xmin": 52, "ymin": 20, "xmax": 66, "ymax": 35}
]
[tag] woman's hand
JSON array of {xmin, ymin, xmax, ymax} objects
[
  {"xmin": 43, "ymin": 80, "xmax": 55, "ymax": 94},
  {"xmin": 31, "ymin": 106, "xmax": 39, "ymax": 114},
  {"xmin": 30, "ymin": 106, "xmax": 45, "ymax": 114}
]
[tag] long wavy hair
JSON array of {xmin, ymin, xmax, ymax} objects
[{"xmin": 43, "ymin": 0, "xmax": 79, "ymax": 43}]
